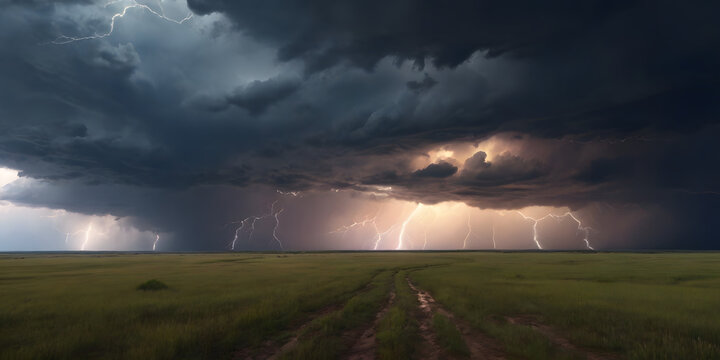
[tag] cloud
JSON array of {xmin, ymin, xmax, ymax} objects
[
  {"xmin": 460, "ymin": 151, "xmax": 545, "ymax": 186},
  {"xmin": 406, "ymin": 74, "xmax": 437, "ymax": 92},
  {"xmin": 225, "ymin": 77, "xmax": 301, "ymax": 114},
  {"xmin": 186, "ymin": 0, "xmax": 638, "ymax": 72},
  {"xmin": 0, "ymin": 0, "xmax": 718, "ymax": 249},
  {"xmin": 413, "ymin": 161, "xmax": 457, "ymax": 178}
]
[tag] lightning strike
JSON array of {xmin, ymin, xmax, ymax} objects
[
  {"xmin": 396, "ymin": 203, "xmax": 423, "ymax": 250},
  {"xmin": 422, "ymin": 209, "xmax": 437, "ymax": 250},
  {"xmin": 272, "ymin": 207, "xmax": 284, "ymax": 250},
  {"xmin": 276, "ymin": 190, "xmax": 300, "ymax": 197},
  {"xmin": 330, "ymin": 216, "xmax": 378, "ymax": 236},
  {"xmin": 491, "ymin": 223, "xmax": 497, "ymax": 249},
  {"xmin": 152, "ymin": 233, "xmax": 160, "ymax": 251},
  {"xmin": 53, "ymin": 0, "xmax": 193, "ymax": 44},
  {"xmin": 516, "ymin": 211, "xmax": 548, "ymax": 249},
  {"xmin": 462, "ymin": 211, "xmax": 473, "ymax": 249},
  {"xmin": 372, "ymin": 223, "xmax": 396, "ymax": 250},
  {"xmin": 565, "ymin": 212, "xmax": 595, "ymax": 250},
  {"xmin": 516, "ymin": 211, "xmax": 595, "ymax": 250},
  {"xmin": 229, "ymin": 200, "xmax": 284, "ymax": 250},
  {"xmin": 330, "ymin": 211, "xmax": 399, "ymax": 250},
  {"xmin": 80, "ymin": 223, "xmax": 92, "ymax": 251}
]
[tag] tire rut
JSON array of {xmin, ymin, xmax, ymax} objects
[
  {"xmin": 505, "ymin": 316, "xmax": 620, "ymax": 360},
  {"xmin": 343, "ymin": 290, "xmax": 397, "ymax": 360},
  {"xmin": 234, "ymin": 274, "xmax": 383, "ymax": 360},
  {"xmin": 233, "ymin": 303, "xmax": 342, "ymax": 360},
  {"xmin": 408, "ymin": 279, "xmax": 508, "ymax": 360}
]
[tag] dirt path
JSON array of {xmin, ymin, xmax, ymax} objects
[
  {"xmin": 410, "ymin": 281, "xmax": 446, "ymax": 359},
  {"xmin": 343, "ymin": 291, "xmax": 397, "ymax": 360},
  {"xmin": 408, "ymin": 279, "xmax": 508, "ymax": 360},
  {"xmin": 505, "ymin": 316, "xmax": 619, "ymax": 360},
  {"xmin": 232, "ymin": 303, "xmax": 342, "ymax": 360}
]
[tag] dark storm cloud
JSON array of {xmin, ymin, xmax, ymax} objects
[
  {"xmin": 224, "ymin": 77, "xmax": 301, "ymax": 114},
  {"xmin": 1, "ymin": 0, "xmax": 719, "ymax": 249},
  {"xmin": 413, "ymin": 161, "xmax": 457, "ymax": 178},
  {"xmin": 187, "ymin": 0, "xmax": 633, "ymax": 72},
  {"xmin": 406, "ymin": 74, "xmax": 437, "ymax": 92},
  {"xmin": 459, "ymin": 151, "xmax": 545, "ymax": 186}
]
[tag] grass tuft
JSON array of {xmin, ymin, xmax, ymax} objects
[
  {"xmin": 432, "ymin": 313, "xmax": 470, "ymax": 357},
  {"xmin": 137, "ymin": 279, "xmax": 168, "ymax": 291},
  {"xmin": 376, "ymin": 271, "xmax": 419, "ymax": 359}
]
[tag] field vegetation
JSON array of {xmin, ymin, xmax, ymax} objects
[{"xmin": 1, "ymin": 252, "xmax": 719, "ymax": 359}]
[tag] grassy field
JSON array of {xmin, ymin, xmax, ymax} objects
[{"xmin": 1, "ymin": 252, "xmax": 719, "ymax": 359}]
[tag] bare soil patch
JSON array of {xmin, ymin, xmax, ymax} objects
[
  {"xmin": 408, "ymin": 279, "xmax": 508, "ymax": 360},
  {"xmin": 343, "ymin": 291, "xmax": 397, "ymax": 360}
]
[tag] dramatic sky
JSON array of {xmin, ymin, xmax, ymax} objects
[{"xmin": 1, "ymin": 0, "xmax": 719, "ymax": 251}]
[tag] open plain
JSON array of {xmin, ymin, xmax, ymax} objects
[{"xmin": 2, "ymin": 252, "xmax": 719, "ymax": 359}]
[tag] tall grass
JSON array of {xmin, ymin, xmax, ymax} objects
[
  {"xmin": 2, "ymin": 252, "xmax": 720, "ymax": 359},
  {"xmin": 432, "ymin": 313, "xmax": 469, "ymax": 357},
  {"xmin": 376, "ymin": 271, "xmax": 420, "ymax": 360},
  {"xmin": 280, "ymin": 270, "xmax": 394, "ymax": 359},
  {"xmin": 411, "ymin": 252, "xmax": 720, "ymax": 360},
  {"xmin": 0, "ymin": 253, "xmax": 434, "ymax": 360}
]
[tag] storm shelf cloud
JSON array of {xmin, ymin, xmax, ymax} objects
[{"xmin": 0, "ymin": 0, "xmax": 718, "ymax": 251}]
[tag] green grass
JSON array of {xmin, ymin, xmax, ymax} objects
[
  {"xmin": 137, "ymin": 279, "xmax": 169, "ymax": 291},
  {"xmin": 376, "ymin": 271, "xmax": 419, "ymax": 360},
  {"xmin": 411, "ymin": 252, "xmax": 720, "ymax": 360},
  {"xmin": 1, "ymin": 252, "xmax": 720, "ymax": 359},
  {"xmin": 0, "ymin": 253, "xmax": 444, "ymax": 360},
  {"xmin": 279, "ymin": 270, "xmax": 393, "ymax": 359},
  {"xmin": 432, "ymin": 313, "xmax": 469, "ymax": 357}
]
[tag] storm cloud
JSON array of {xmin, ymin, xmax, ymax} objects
[{"xmin": 0, "ymin": 0, "xmax": 718, "ymax": 250}]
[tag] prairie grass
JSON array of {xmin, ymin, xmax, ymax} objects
[
  {"xmin": 137, "ymin": 279, "xmax": 168, "ymax": 291},
  {"xmin": 432, "ymin": 313, "xmax": 469, "ymax": 357},
  {"xmin": 279, "ymin": 270, "xmax": 393, "ymax": 359},
  {"xmin": 1, "ymin": 252, "xmax": 719, "ymax": 359},
  {"xmin": 376, "ymin": 271, "xmax": 419, "ymax": 360},
  {"xmin": 411, "ymin": 252, "xmax": 720, "ymax": 360}
]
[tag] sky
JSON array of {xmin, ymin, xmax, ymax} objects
[{"xmin": 0, "ymin": 0, "xmax": 719, "ymax": 251}]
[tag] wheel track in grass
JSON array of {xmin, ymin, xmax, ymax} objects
[
  {"xmin": 232, "ymin": 300, "xmax": 345, "ymax": 360},
  {"xmin": 234, "ymin": 264, "xmax": 457, "ymax": 360},
  {"xmin": 409, "ymin": 279, "xmax": 447, "ymax": 359},
  {"xmin": 343, "ymin": 264, "xmax": 454, "ymax": 359},
  {"xmin": 343, "ymin": 290, "xmax": 396, "ymax": 360},
  {"xmin": 232, "ymin": 271, "xmax": 386, "ymax": 360},
  {"xmin": 505, "ymin": 315, "xmax": 620, "ymax": 360},
  {"xmin": 408, "ymin": 276, "xmax": 619, "ymax": 360},
  {"xmin": 408, "ymin": 278, "xmax": 508, "ymax": 360}
]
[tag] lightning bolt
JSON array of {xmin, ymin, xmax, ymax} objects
[
  {"xmin": 53, "ymin": 0, "xmax": 193, "ymax": 44},
  {"xmin": 422, "ymin": 208, "xmax": 436, "ymax": 250},
  {"xmin": 372, "ymin": 223, "xmax": 396, "ymax": 250},
  {"xmin": 229, "ymin": 200, "xmax": 284, "ymax": 251},
  {"xmin": 152, "ymin": 233, "xmax": 160, "ymax": 251},
  {"xmin": 565, "ymin": 212, "xmax": 595, "ymax": 250},
  {"xmin": 80, "ymin": 223, "xmax": 92, "ymax": 251},
  {"xmin": 516, "ymin": 212, "xmax": 548, "ymax": 249},
  {"xmin": 330, "ymin": 216, "xmax": 378, "ymax": 237},
  {"xmin": 491, "ymin": 222, "xmax": 497, "ymax": 249},
  {"xmin": 230, "ymin": 216, "xmax": 258, "ymax": 250},
  {"xmin": 61, "ymin": 228, "xmax": 86, "ymax": 246},
  {"xmin": 276, "ymin": 190, "xmax": 300, "ymax": 197},
  {"xmin": 516, "ymin": 211, "xmax": 595, "ymax": 250},
  {"xmin": 396, "ymin": 203, "xmax": 423, "ymax": 250},
  {"xmin": 462, "ymin": 211, "xmax": 473, "ymax": 249},
  {"xmin": 330, "ymin": 213, "xmax": 394, "ymax": 250},
  {"xmin": 272, "ymin": 207, "xmax": 284, "ymax": 250}
]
